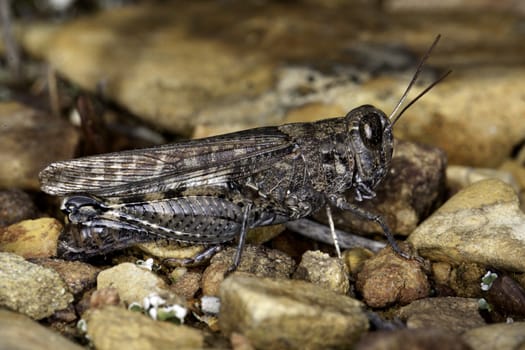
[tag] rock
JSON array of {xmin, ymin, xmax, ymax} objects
[
  {"xmin": 462, "ymin": 322, "xmax": 525, "ymax": 350},
  {"xmin": 448, "ymin": 263, "xmax": 487, "ymax": 298},
  {"xmin": 484, "ymin": 274, "xmax": 525, "ymax": 321},
  {"xmin": 499, "ymin": 160, "xmax": 525, "ymax": 212},
  {"xmin": 447, "ymin": 165, "xmax": 520, "ymax": 196},
  {"xmin": 0, "ymin": 189, "xmax": 38, "ymax": 227},
  {"xmin": 97, "ymin": 262, "xmax": 183, "ymax": 306},
  {"xmin": 136, "ymin": 241, "xmax": 206, "ymax": 260},
  {"xmin": 219, "ymin": 275, "xmax": 369, "ymax": 350},
  {"xmin": 315, "ymin": 140, "xmax": 446, "ymax": 236},
  {"xmin": 356, "ymin": 245, "xmax": 430, "ymax": 308},
  {"xmin": 0, "ymin": 102, "xmax": 78, "ymax": 190},
  {"xmin": 84, "ymin": 306, "xmax": 204, "ymax": 350},
  {"xmin": 355, "ymin": 328, "xmax": 472, "ymax": 350},
  {"xmin": 343, "ymin": 247, "xmax": 374, "ymax": 275},
  {"xmin": 169, "ymin": 268, "xmax": 202, "ymax": 300},
  {"xmin": 0, "ymin": 218, "xmax": 62, "ymax": 258},
  {"xmin": 90, "ymin": 287, "xmax": 121, "ymax": 310},
  {"xmin": 292, "ymin": 250, "xmax": 350, "ymax": 294},
  {"xmin": 395, "ymin": 67, "xmax": 525, "ymax": 168},
  {"xmin": 396, "ymin": 297, "xmax": 486, "ymax": 333},
  {"xmin": 34, "ymin": 259, "xmax": 100, "ymax": 297},
  {"xmin": 246, "ymin": 225, "xmax": 286, "ymax": 245},
  {"xmin": 18, "ymin": 6, "xmax": 274, "ymax": 135},
  {"xmin": 408, "ymin": 179, "xmax": 525, "ymax": 272},
  {"xmin": 201, "ymin": 245, "xmax": 295, "ymax": 296},
  {"xmin": 0, "ymin": 308, "xmax": 84, "ymax": 350},
  {"xmin": 0, "ymin": 252, "xmax": 73, "ymax": 319}
]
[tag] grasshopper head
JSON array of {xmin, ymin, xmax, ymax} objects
[{"xmin": 345, "ymin": 105, "xmax": 393, "ymax": 201}]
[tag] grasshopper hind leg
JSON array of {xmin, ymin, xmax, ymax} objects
[{"xmin": 162, "ymin": 202, "xmax": 253, "ymax": 272}]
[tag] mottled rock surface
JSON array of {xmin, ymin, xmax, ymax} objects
[
  {"xmin": 0, "ymin": 253, "xmax": 73, "ymax": 319},
  {"xmin": 0, "ymin": 218, "xmax": 62, "ymax": 258},
  {"xmin": 84, "ymin": 306, "xmax": 204, "ymax": 350},
  {"xmin": 0, "ymin": 308, "xmax": 84, "ymax": 350},
  {"xmin": 409, "ymin": 179, "xmax": 525, "ymax": 272},
  {"xmin": 219, "ymin": 275, "xmax": 368, "ymax": 350}
]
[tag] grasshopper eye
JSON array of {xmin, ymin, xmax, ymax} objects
[{"xmin": 359, "ymin": 112, "xmax": 383, "ymax": 149}]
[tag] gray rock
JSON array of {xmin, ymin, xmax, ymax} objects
[
  {"xmin": 0, "ymin": 308, "xmax": 84, "ymax": 350},
  {"xmin": 219, "ymin": 275, "xmax": 369, "ymax": 350},
  {"xmin": 0, "ymin": 189, "xmax": 38, "ymax": 227},
  {"xmin": 396, "ymin": 297, "xmax": 486, "ymax": 333},
  {"xmin": 408, "ymin": 179, "xmax": 525, "ymax": 272},
  {"xmin": 0, "ymin": 252, "xmax": 73, "ymax": 319},
  {"xmin": 84, "ymin": 306, "xmax": 204, "ymax": 350},
  {"xmin": 462, "ymin": 322, "xmax": 525, "ymax": 350},
  {"xmin": 292, "ymin": 250, "xmax": 350, "ymax": 294}
]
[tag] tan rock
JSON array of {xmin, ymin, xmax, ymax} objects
[
  {"xmin": 0, "ymin": 308, "xmax": 84, "ymax": 350},
  {"xmin": 0, "ymin": 253, "xmax": 73, "ymax": 319},
  {"xmin": 292, "ymin": 250, "xmax": 350, "ymax": 294},
  {"xmin": 356, "ymin": 246, "xmax": 430, "ymax": 308},
  {"xmin": 0, "ymin": 218, "xmax": 62, "ymax": 258},
  {"xmin": 408, "ymin": 179, "xmax": 525, "ymax": 272},
  {"xmin": 219, "ymin": 275, "xmax": 368, "ymax": 350},
  {"xmin": 85, "ymin": 306, "xmax": 204, "ymax": 350}
]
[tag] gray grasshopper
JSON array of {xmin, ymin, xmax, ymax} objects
[{"xmin": 39, "ymin": 36, "xmax": 448, "ymax": 269}]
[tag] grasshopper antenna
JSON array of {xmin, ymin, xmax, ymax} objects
[{"xmin": 389, "ymin": 34, "xmax": 450, "ymax": 125}]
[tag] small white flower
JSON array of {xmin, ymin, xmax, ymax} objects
[
  {"xmin": 148, "ymin": 307, "xmax": 158, "ymax": 320},
  {"xmin": 143, "ymin": 293, "xmax": 166, "ymax": 309}
]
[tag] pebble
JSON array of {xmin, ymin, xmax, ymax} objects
[
  {"xmin": 355, "ymin": 328, "xmax": 472, "ymax": 350},
  {"xmin": 408, "ymin": 178, "xmax": 525, "ymax": 272},
  {"xmin": 219, "ymin": 275, "xmax": 369, "ymax": 350},
  {"xmin": 96, "ymin": 262, "xmax": 184, "ymax": 306},
  {"xmin": 169, "ymin": 268, "xmax": 202, "ymax": 300},
  {"xmin": 396, "ymin": 297, "xmax": 486, "ymax": 333},
  {"xmin": 432, "ymin": 262, "xmax": 486, "ymax": 298},
  {"xmin": 292, "ymin": 250, "xmax": 350, "ymax": 294},
  {"xmin": 201, "ymin": 244, "xmax": 295, "ymax": 296},
  {"xmin": 484, "ymin": 274, "xmax": 525, "ymax": 321},
  {"xmin": 0, "ymin": 189, "xmax": 38, "ymax": 227},
  {"xmin": 462, "ymin": 322, "xmax": 525, "ymax": 350},
  {"xmin": 0, "ymin": 308, "xmax": 83, "ymax": 350},
  {"xmin": 0, "ymin": 252, "xmax": 73, "ymax": 319},
  {"xmin": 35, "ymin": 259, "xmax": 100, "ymax": 297},
  {"xmin": 356, "ymin": 245, "xmax": 430, "ymax": 308},
  {"xmin": 0, "ymin": 218, "xmax": 62, "ymax": 258},
  {"xmin": 447, "ymin": 165, "xmax": 520, "ymax": 195},
  {"xmin": 136, "ymin": 240, "xmax": 206, "ymax": 260},
  {"xmin": 84, "ymin": 306, "xmax": 204, "ymax": 350}
]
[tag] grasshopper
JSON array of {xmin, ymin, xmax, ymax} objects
[{"xmin": 40, "ymin": 35, "xmax": 448, "ymax": 269}]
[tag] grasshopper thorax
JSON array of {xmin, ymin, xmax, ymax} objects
[{"xmin": 345, "ymin": 104, "xmax": 393, "ymax": 201}]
